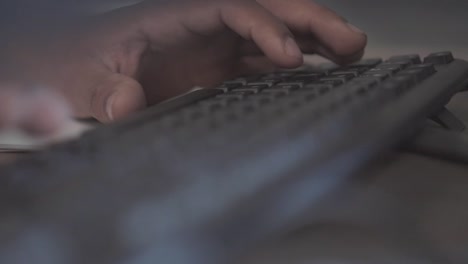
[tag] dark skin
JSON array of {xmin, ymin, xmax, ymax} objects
[{"xmin": 0, "ymin": 0, "xmax": 367, "ymax": 134}]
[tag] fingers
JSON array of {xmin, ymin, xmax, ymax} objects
[
  {"xmin": 89, "ymin": 73, "xmax": 147, "ymax": 123},
  {"xmin": 235, "ymin": 56, "xmax": 278, "ymax": 76},
  {"xmin": 136, "ymin": 0, "xmax": 304, "ymax": 68},
  {"xmin": 257, "ymin": 0, "xmax": 367, "ymax": 64},
  {"xmin": 219, "ymin": 0, "xmax": 304, "ymax": 68},
  {"xmin": 0, "ymin": 87, "xmax": 71, "ymax": 135},
  {"xmin": 240, "ymin": 36, "xmax": 320, "ymax": 56}
]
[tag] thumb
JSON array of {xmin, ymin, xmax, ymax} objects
[{"xmin": 91, "ymin": 73, "xmax": 147, "ymax": 123}]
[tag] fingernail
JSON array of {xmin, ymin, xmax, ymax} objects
[
  {"xmin": 106, "ymin": 93, "xmax": 115, "ymax": 121},
  {"xmin": 346, "ymin": 22, "xmax": 365, "ymax": 35},
  {"xmin": 284, "ymin": 36, "xmax": 303, "ymax": 59}
]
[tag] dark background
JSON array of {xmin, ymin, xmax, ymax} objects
[
  {"xmin": 1, "ymin": 0, "xmax": 467, "ymax": 58},
  {"xmin": 316, "ymin": 0, "xmax": 468, "ymax": 59}
]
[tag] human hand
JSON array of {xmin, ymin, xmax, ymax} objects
[
  {"xmin": 3, "ymin": 0, "xmax": 367, "ymax": 125},
  {"xmin": 0, "ymin": 85, "xmax": 71, "ymax": 136}
]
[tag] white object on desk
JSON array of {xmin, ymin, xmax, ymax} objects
[{"xmin": 0, "ymin": 120, "xmax": 94, "ymax": 152}]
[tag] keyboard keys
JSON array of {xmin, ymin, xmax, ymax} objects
[
  {"xmin": 247, "ymin": 81, "xmax": 275, "ymax": 88},
  {"xmin": 289, "ymin": 73, "xmax": 324, "ymax": 82},
  {"xmin": 332, "ymin": 70, "xmax": 360, "ymax": 77},
  {"xmin": 217, "ymin": 91, "xmax": 252, "ymax": 100},
  {"xmin": 365, "ymin": 69, "xmax": 395, "ymax": 77},
  {"xmin": 400, "ymin": 64, "xmax": 436, "ymax": 82},
  {"xmin": 316, "ymin": 78, "xmax": 344, "ymax": 86},
  {"xmin": 351, "ymin": 58, "xmax": 383, "ymax": 67},
  {"xmin": 387, "ymin": 54, "xmax": 422, "ymax": 65},
  {"xmin": 234, "ymin": 88, "xmax": 264, "ymax": 94},
  {"xmin": 424, "ymin": 51, "xmax": 454, "ymax": 65},
  {"xmin": 258, "ymin": 77, "xmax": 286, "ymax": 83},
  {"xmin": 408, "ymin": 63, "xmax": 437, "ymax": 74},
  {"xmin": 371, "ymin": 64, "xmax": 403, "ymax": 74},
  {"xmin": 276, "ymin": 82, "xmax": 304, "ymax": 89},
  {"xmin": 223, "ymin": 79, "xmax": 247, "ymax": 88},
  {"xmin": 329, "ymin": 72, "xmax": 356, "ymax": 81},
  {"xmin": 204, "ymin": 52, "xmax": 445, "ymax": 131},
  {"xmin": 339, "ymin": 66, "xmax": 370, "ymax": 74},
  {"xmin": 270, "ymin": 72, "xmax": 296, "ymax": 78},
  {"xmin": 231, "ymin": 82, "xmax": 273, "ymax": 93},
  {"xmin": 361, "ymin": 71, "xmax": 391, "ymax": 82}
]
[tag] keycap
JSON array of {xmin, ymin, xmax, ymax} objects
[
  {"xmin": 266, "ymin": 85, "xmax": 300, "ymax": 92},
  {"xmin": 234, "ymin": 88, "xmax": 264, "ymax": 94},
  {"xmin": 400, "ymin": 64, "xmax": 436, "ymax": 82},
  {"xmin": 269, "ymin": 72, "xmax": 296, "ymax": 78},
  {"xmin": 223, "ymin": 80, "xmax": 246, "ymax": 88},
  {"xmin": 387, "ymin": 54, "xmax": 422, "ymax": 65},
  {"xmin": 258, "ymin": 77, "xmax": 285, "ymax": 84},
  {"xmin": 217, "ymin": 91, "xmax": 252, "ymax": 100},
  {"xmin": 381, "ymin": 61, "xmax": 412, "ymax": 71},
  {"xmin": 372, "ymin": 64, "xmax": 403, "ymax": 74},
  {"xmin": 361, "ymin": 72, "xmax": 390, "ymax": 81},
  {"xmin": 365, "ymin": 69, "xmax": 395, "ymax": 77},
  {"xmin": 247, "ymin": 81, "xmax": 275, "ymax": 88},
  {"xmin": 347, "ymin": 78, "xmax": 379, "ymax": 90},
  {"xmin": 288, "ymin": 74, "xmax": 323, "ymax": 83},
  {"xmin": 329, "ymin": 73, "xmax": 356, "ymax": 82},
  {"xmin": 408, "ymin": 64, "xmax": 437, "ymax": 76},
  {"xmin": 217, "ymin": 85, "xmax": 233, "ymax": 93},
  {"xmin": 276, "ymin": 82, "xmax": 304, "ymax": 89},
  {"xmin": 316, "ymin": 78, "xmax": 344, "ymax": 87},
  {"xmin": 424, "ymin": 51, "xmax": 454, "ymax": 65},
  {"xmin": 332, "ymin": 70, "xmax": 360, "ymax": 77},
  {"xmin": 350, "ymin": 58, "xmax": 383, "ymax": 67},
  {"xmin": 339, "ymin": 66, "xmax": 370, "ymax": 74}
]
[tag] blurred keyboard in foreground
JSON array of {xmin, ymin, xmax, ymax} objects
[{"xmin": 1, "ymin": 52, "xmax": 468, "ymax": 264}]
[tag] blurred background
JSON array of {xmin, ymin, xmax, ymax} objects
[
  {"xmin": 2, "ymin": 0, "xmax": 467, "ymax": 58},
  {"xmin": 88, "ymin": 0, "xmax": 468, "ymax": 59},
  {"xmin": 316, "ymin": 0, "xmax": 468, "ymax": 59}
]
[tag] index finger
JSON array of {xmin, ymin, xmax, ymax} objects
[{"xmin": 258, "ymin": 0, "xmax": 367, "ymax": 64}]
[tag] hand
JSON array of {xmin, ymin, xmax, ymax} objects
[
  {"xmin": 2, "ymin": 0, "xmax": 367, "ymax": 125},
  {"xmin": 0, "ymin": 86, "xmax": 70, "ymax": 135}
]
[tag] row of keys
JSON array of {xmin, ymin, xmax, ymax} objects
[
  {"xmin": 157, "ymin": 53, "xmax": 449, "ymax": 130},
  {"xmin": 220, "ymin": 52, "xmax": 452, "ymax": 91}
]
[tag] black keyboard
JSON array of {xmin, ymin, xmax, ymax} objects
[{"xmin": 1, "ymin": 52, "xmax": 468, "ymax": 264}]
